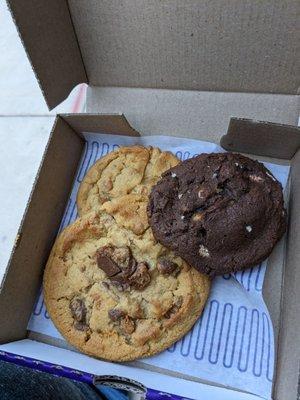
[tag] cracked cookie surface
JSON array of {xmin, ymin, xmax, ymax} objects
[
  {"xmin": 148, "ymin": 153, "xmax": 286, "ymax": 277},
  {"xmin": 77, "ymin": 146, "xmax": 179, "ymax": 216},
  {"xmin": 44, "ymin": 210, "xmax": 210, "ymax": 361}
]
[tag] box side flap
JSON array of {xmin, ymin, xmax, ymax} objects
[
  {"xmin": 221, "ymin": 118, "xmax": 300, "ymax": 159},
  {"xmin": 69, "ymin": 0, "xmax": 300, "ymax": 94},
  {"xmin": 61, "ymin": 114, "xmax": 140, "ymax": 136},
  {"xmin": 274, "ymin": 150, "xmax": 300, "ymax": 400},
  {"xmin": 0, "ymin": 117, "xmax": 83, "ymax": 342},
  {"xmin": 7, "ymin": 0, "xmax": 87, "ymax": 109}
]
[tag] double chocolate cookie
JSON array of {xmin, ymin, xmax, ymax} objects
[{"xmin": 148, "ymin": 153, "xmax": 286, "ymax": 277}]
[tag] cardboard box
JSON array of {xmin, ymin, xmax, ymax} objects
[{"xmin": 2, "ymin": 1, "xmax": 300, "ymax": 399}]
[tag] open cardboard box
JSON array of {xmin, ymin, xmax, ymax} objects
[{"xmin": 1, "ymin": 1, "xmax": 299, "ymax": 399}]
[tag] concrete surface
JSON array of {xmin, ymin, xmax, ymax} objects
[{"xmin": 0, "ymin": 2, "xmax": 86, "ymax": 280}]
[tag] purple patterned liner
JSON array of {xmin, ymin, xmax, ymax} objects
[{"xmin": 0, "ymin": 350, "xmax": 191, "ymax": 400}]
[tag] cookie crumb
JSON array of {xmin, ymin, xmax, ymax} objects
[
  {"xmin": 199, "ymin": 245, "xmax": 210, "ymax": 257},
  {"xmin": 246, "ymin": 225, "xmax": 252, "ymax": 233}
]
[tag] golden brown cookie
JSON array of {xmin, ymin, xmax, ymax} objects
[
  {"xmin": 44, "ymin": 207, "xmax": 210, "ymax": 362},
  {"xmin": 77, "ymin": 146, "xmax": 179, "ymax": 216}
]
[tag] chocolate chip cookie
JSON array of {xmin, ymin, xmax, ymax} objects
[
  {"xmin": 148, "ymin": 153, "xmax": 286, "ymax": 277},
  {"xmin": 77, "ymin": 146, "xmax": 179, "ymax": 216},
  {"xmin": 44, "ymin": 208, "xmax": 210, "ymax": 361}
]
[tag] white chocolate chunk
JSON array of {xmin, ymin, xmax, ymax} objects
[
  {"xmin": 199, "ymin": 245, "xmax": 210, "ymax": 257},
  {"xmin": 198, "ymin": 189, "xmax": 205, "ymax": 199},
  {"xmin": 249, "ymin": 174, "xmax": 264, "ymax": 183}
]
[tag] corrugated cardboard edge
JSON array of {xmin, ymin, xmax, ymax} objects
[
  {"xmin": 7, "ymin": 0, "xmax": 87, "ymax": 109},
  {"xmin": 0, "ymin": 116, "xmax": 84, "ymax": 342},
  {"xmin": 273, "ymin": 149, "xmax": 300, "ymax": 399},
  {"xmin": 221, "ymin": 118, "xmax": 300, "ymax": 159},
  {"xmin": 221, "ymin": 118, "xmax": 300, "ymax": 400},
  {"xmin": 60, "ymin": 113, "xmax": 140, "ymax": 136}
]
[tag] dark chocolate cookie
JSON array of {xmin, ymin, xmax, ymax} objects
[{"xmin": 147, "ymin": 153, "xmax": 286, "ymax": 277}]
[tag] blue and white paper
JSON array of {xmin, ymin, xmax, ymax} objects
[{"xmin": 28, "ymin": 134, "xmax": 290, "ymax": 399}]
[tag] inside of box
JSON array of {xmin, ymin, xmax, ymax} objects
[
  {"xmin": 0, "ymin": 115, "xmax": 300, "ymax": 398},
  {"xmin": 87, "ymin": 87, "xmax": 300, "ymax": 138}
]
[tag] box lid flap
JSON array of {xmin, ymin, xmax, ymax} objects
[
  {"xmin": 7, "ymin": 0, "xmax": 87, "ymax": 109},
  {"xmin": 8, "ymin": 0, "xmax": 300, "ymax": 110},
  {"xmin": 69, "ymin": 0, "xmax": 300, "ymax": 95}
]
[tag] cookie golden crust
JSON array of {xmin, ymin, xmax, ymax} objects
[
  {"xmin": 77, "ymin": 146, "xmax": 180, "ymax": 216},
  {"xmin": 44, "ymin": 211, "xmax": 210, "ymax": 362}
]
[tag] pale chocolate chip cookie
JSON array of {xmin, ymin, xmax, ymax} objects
[
  {"xmin": 77, "ymin": 146, "xmax": 179, "ymax": 216},
  {"xmin": 44, "ymin": 208, "xmax": 210, "ymax": 362}
]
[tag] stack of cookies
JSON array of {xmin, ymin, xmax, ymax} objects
[
  {"xmin": 44, "ymin": 146, "xmax": 286, "ymax": 362},
  {"xmin": 44, "ymin": 146, "xmax": 210, "ymax": 361}
]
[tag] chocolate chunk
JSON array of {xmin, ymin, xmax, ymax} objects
[
  {"xmin": 69, "ymin": 298, "xmax": 86, "ymax": 323},
  {"xmin": 96, "ymin": 245, "xmax": 150, "ymax": 290},
  {"xmin": 108, "ymin": 309, "xmax": 125, "ymax": 322},
  {"xmin": 120, "ymin": 316, "xmax": 135, "ymax": 335},
  {"xmin": 96, "ymin": 245, "xmax": 136, "ymax": 278},
  {"xmin": 74, "ymin": 321, "xmax": 89, "ymax": 331},
  {"xmin": 164, "ymin": 297, "xmax": 183, "ymax": 319},
  {"xmin": 129, "ymin": 262, "xmax": 151, "ymax": 290},
  {"xmin": 96, "ymin": 246, "xmax": 121, "ymax": 277},
  {"xmin": 110, "ymin": 280, "xmax": 130, "ymax": 292},
  {"xmin": 157, "ymin": 258, "xmax": 178, "ymax": 275}
]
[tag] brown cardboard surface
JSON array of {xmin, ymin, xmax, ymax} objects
[
  {"xmin": 61, "ymin": 114, "xmax": 140, "ymax": 137},
  {"xmin": 68, "ymin": 0, "xmax": 300, "ymax": 95},
  {"xmin": 222, "ymin": 118, "xmax": 300, "ymax": 159},
  {"xmin": 88, "ymin": 87, "xmax": 299, "ymax": 139},
  {"xmin": 0, "ymin": 113, "xmax": 298, "ymax": 400},
  {"xmin": 8, "ymin": 1, "xmax": 300, "ymax": 109},
  {"xmin": 274, "ymin": 149, "xmax": 300, "ymax": 400},
  {"xmin": 4, "ymin": 0, "xmax": 300, "ymax": 397},
  {"xmin": 0, "ymin": 117, "xmax": 83, "ymax": 343},
  {"xmin": 7, "ymin": 0, "xmax": 87, "ymax": 109}
]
